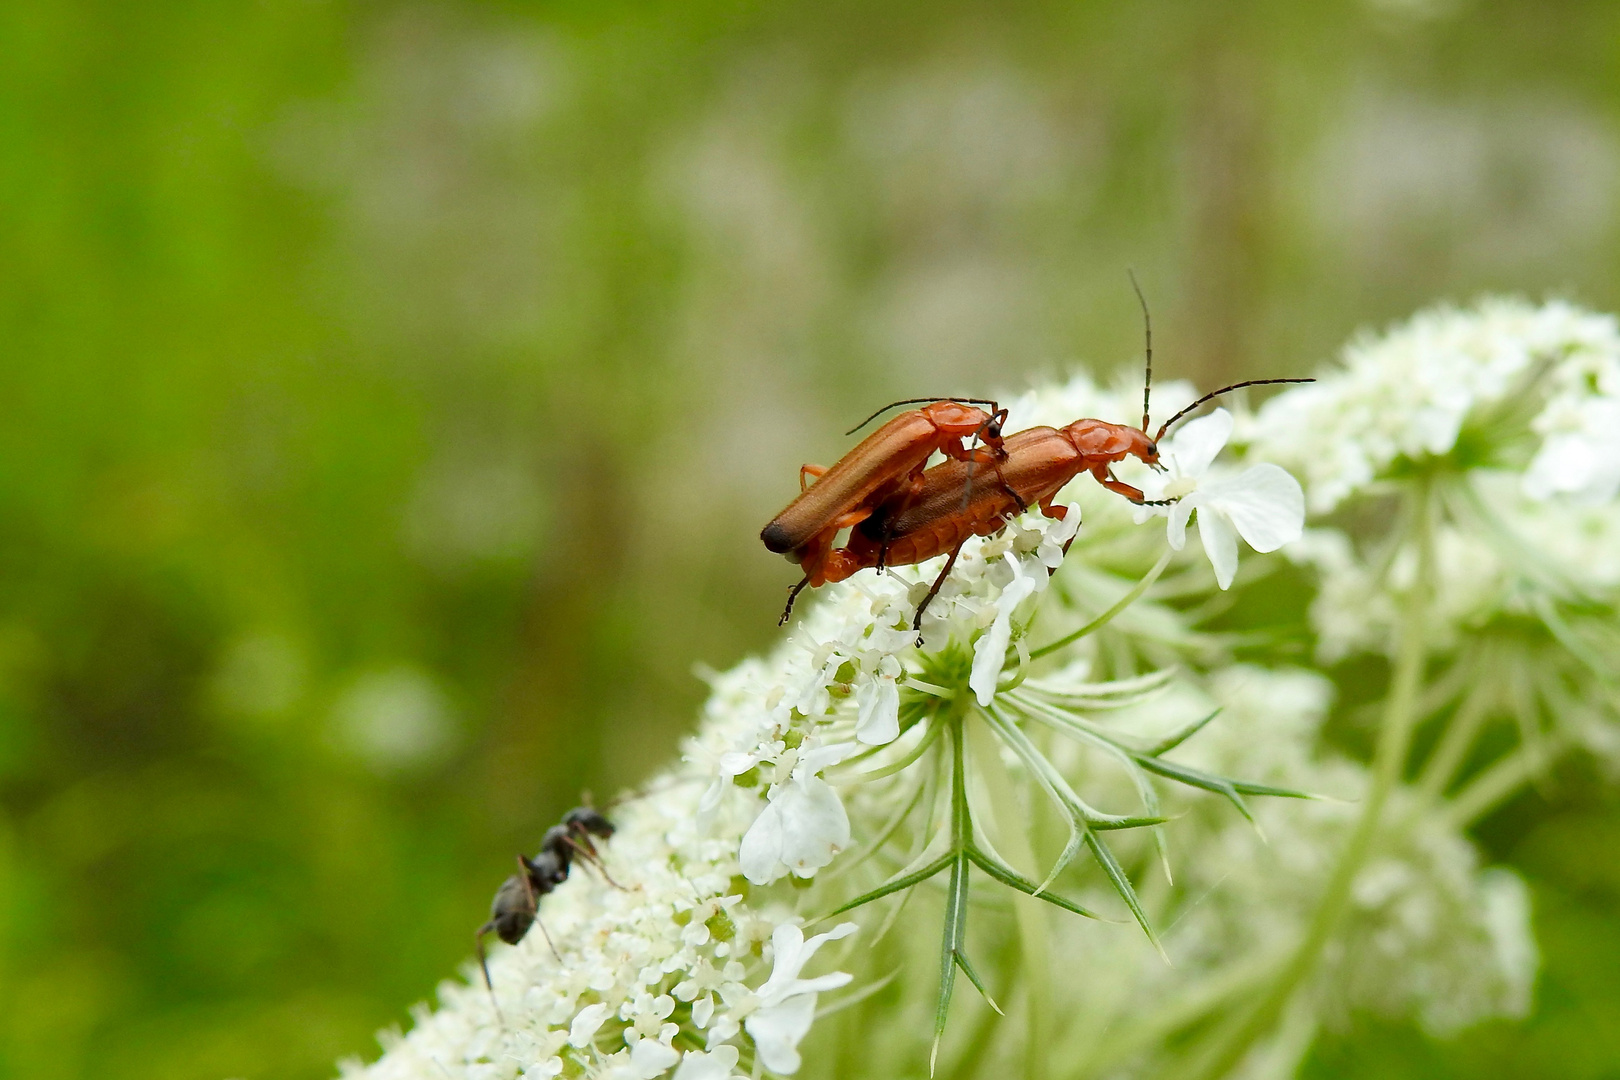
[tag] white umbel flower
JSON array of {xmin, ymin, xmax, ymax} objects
[
  {"xmin": 1249, "ymin": 298, "xmax": 1620, "ymax": 513},
  {"xmin": 1137, "ymin": 409, "xmax": 1306, "ymax": 588}
]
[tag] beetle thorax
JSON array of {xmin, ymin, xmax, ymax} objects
[{"xmin": 1062, "ymin": 420, "xmax": 1158, "ymax": 465}]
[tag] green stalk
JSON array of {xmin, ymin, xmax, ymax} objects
[
  {"xmin": 1443, "ymin": 731, "xmax": 1573, "ymax": 829},
  {"xmin": 1416, "ymin": 652, "xmax": 1492, "ymax": 799},
  {"xmin": 1029, "ymin": 549, "xmax": 1174, "ymax": 661},
  {"xmin": 1176, "ymin": 485, "xmax": 1435, "ymax": 1080},
  {"xmin": 967, "ymin": 716, "xmax": 1050, "ymax": 1080}
]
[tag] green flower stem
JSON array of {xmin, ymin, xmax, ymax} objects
[
  {"xmin": 966, "ymin": 716, "xmax": 1051, "ymax": 1080},
  {"xmin": 1444, "ymin": 731, "xmax": 1573, "ymax": 829},
  {"xmin": 1029, "ymin": 549, "xmax": 1174, "ymax": 661},
  {"xmin": 1177, "ymin": 486, "xmax": 1435, "ymax": 1080},
  {"xmin": 1070, "ymin": 945, "xmax": 1289, "ymax": 1079},
  {"xmin": 1416, "ymin": 655, "xmax": 1495, "ymax": 799}
]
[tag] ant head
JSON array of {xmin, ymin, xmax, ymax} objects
[{"xmin": 562, "ymin": 806, "xmax": 615, "ymax": 840}]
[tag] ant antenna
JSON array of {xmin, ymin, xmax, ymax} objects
[
  {"xmin": 1152, "ymin": 378, "xmax": 1316, "ymax": 442},
  {"xmin": 1128, "ymin": 270, "xmax": 1152, "ymax": 432},
  {"xmin": 845, "ymin": 397, "xmax": 1000, "ymax": 436}
]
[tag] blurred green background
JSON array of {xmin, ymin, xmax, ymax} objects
[{"xmin": 2, "ymin": 0, "xmax": 1620, "ymax": 1076}]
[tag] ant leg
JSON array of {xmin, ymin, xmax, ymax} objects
[
  {"xmin": 476, "ymin": 923, "xmax": 497, "ymax": 995},
  {"xmin": 799, "ymin": 464, "xmax": 827, "ymax": 492},
  {"xmin": 567, "ymin": 840, "xmax": 627, "ymax": 890},
  {"xmin": 535, "ymin": 915, "xmax": 561, "ymax": 962},
  {"xmin": 912, "ymin": 542, "xmax": 965, "ymax": 643},
  {"xmin": 779, "ymin": 576, "xmax": 810, "ymax": 625},
  {"xmin": 476, "ymin": 922, "xmax": 511, "ymax": 1026}
]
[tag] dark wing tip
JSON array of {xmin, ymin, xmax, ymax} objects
[{"xmin": 761, "ymin": 521, "xmax": 797, "ymax": 554}]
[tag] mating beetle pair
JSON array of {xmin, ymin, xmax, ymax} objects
[{"xmin": 762, "ymin": 286, "xmax": 1312, "ymax": 628}]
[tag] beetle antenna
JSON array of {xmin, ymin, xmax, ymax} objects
[
  {"xmin": 845, "ymin": 398, "xmax": 1001, "ymax": 436},
  {"xmin": 1153, "ymin": 378, "xmax": 1316, "ymax": 442},
  {"xmin": 1128, "ymin": 270, "xmax": 1152, "ymax": 432}
]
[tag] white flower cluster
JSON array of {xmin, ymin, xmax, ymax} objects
[
  {"xmin": 1246, "ymin": 297, "xmax": 1620, "ymax": 513},
  {"xmin": 340, "ymin": 502, "xmax": 1095, "ymax": 1079},
  {"xmin": 1238, "ymin": 299, "xmax": 1620, "ymax": 666}
]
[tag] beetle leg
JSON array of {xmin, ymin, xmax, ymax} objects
[
  {"xmin": 912, "ymin": 541, "xmax": 966, "ymax": 644},
  {"xmin": 798, "ymin": 464, "xmax": 828, "ymax": 492},
  {"xmin": 948, "ymin": 434, "xmax": 1025, "ymax": 515},
  {"xmin": 779, "ymin": 576, "xmax": 811, "ymax": 625},
  {"xmin": 1101, "ymin": 467, "xmax": 1176, "ymax": 506},
  {"xmin": 871, "ymin": 472, "xmax": 928, "ymax": 571},
  {"xmin": 1091, "ymin": 465, "xmax": 1150, "ymax": 504}
]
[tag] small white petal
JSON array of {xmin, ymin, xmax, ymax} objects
[
  {"xmin": 737, "ymin": 798, "xmax": 784, "ymax": 884},
  {"xmin": 855, "ymin": 675, "xmax": 900, "ymax": 745},
  {"xmin": 1196, "ymin": 509, "xmax": 1240, "ymax": 589},
  {"xmin": 757, "ymin": 922, "xmax": 857, "ymax": 1005},
  {"xmin": 969, "ymin": 557, "xmax": 1039, "ymax": 706},
  {"xmin": 718, "ymin": 750, "xmax": 759, "ymax": 775},
  {"xmin": 672, "ymin": 1045, "xmax": 742, "ymax": 1080},
  {"xmin": 569, "ymin": 1002, "xmax": 612, "ymax": 1047},
  {"xmin": 1203, "ymin": 464, "xmax": 1306, "ymax": 552},
  {"xmin": 698, "ymin": 777, "xmax": 726, "ymax": 815},
  {"xmin": 629, "ymin": 1037, "xmax": 680, "ymax": 1079},
  {"xmin": 796, "ymin": 740, "xmax": 858, "ymax": 774},
  {"xmin": 740, "ymin": 777, "xmax": 850, "ymax": 884},
  {"xmin": 1166, "ymin": 497, "xmax": 1195, "ymax": 550},
  {"xmin": 691, "ymin": 994, "xmax": 715, "ymax": 1028},
  {"xmin": 1165, "ymin": 408, "xmax": 1233, "ymax": 477},
  {"xmin": 778, "ymin": 777, "xmax": 850, "ymax": 874},
  {"xmin": 745, "ymin": 994, "xmax": 819, "ymax": 1075}
]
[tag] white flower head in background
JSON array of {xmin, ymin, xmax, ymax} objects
[{"xmin": 1137, "ymin": 408, "xmax": 1306, "ymax": 588}]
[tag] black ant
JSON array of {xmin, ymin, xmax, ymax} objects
[{"xmin": 475, "ymin": 806, "xmax": 617, "ymax": 1001}]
